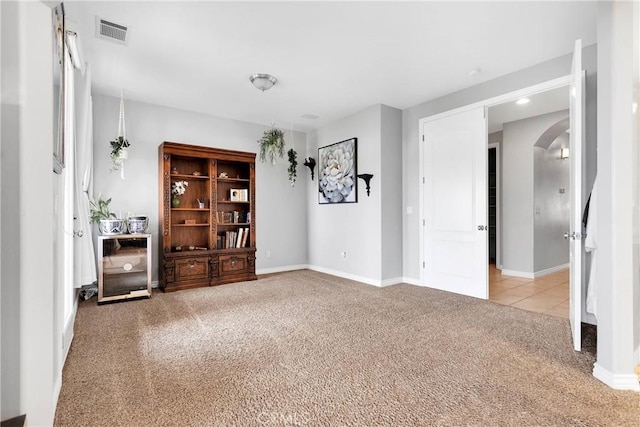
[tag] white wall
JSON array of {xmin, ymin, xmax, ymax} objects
[
  {"xmin": 91, "ymin": 94, "xmax": 308, "ymax": 280},
  {"xmin": 403, "ymin": 45, "xmax": 597, "ymax": 282},
  {"xmin": 306, "ymin": 104, "xmax": 402, "ymax": 285},
  {"xmin": 533, "ymin": 133, "xmax": 570, "ymax": 272},
  {"xmin": 593, "ymin": 0, "xmax": 640, "ymax": 390},
  {"xmin": 380, "ymin": 105, "xmax": 403, "ymax": 282},
  {"xmin": 1, "ymin": 1, "xmax": 58, "ymax": 424},
  {"xmin": 502, "ymin": 110, "xmax": 569, "ymax": 275}
]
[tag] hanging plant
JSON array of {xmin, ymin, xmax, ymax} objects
[
  {"xmin": 110, "ymin": 135, "xmax": 130, "ymax": 164},
  {"xmin": 110, "ymin": 93, "xmax": 131, "ymax": 176},
  {"xmin": 287, "ymin": 148, "xmax": 297, "ymax": 186},
  {"xmin": 258, "ymin": 126, "xmax": 285, "ymax": 165}
]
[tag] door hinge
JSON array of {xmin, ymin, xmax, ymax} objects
[
  {"xmin": 423, "ymin": 219, "xmax": 425, "ymax": 226},
  {"xmin": 422, "ymin": 261, "xmax": 425, "ymax": 268},
  {"xmin": 422, "ymin": 177, "xmax": 425, "ymax": 184},
  {"xmin": 422, "ymin": 135, "xmax": 424, "ymax": 142}
]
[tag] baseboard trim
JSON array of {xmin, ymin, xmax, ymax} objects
[
  {"xmin": 380, "ymin": 277, "xmax": 404, "ymax": 287},
  {"xmin": 256, "ymin": 264, "xmax": 309, "ymax": 275},
  {"xmin": 62, "ymin": 298, "xmax": 77, "ymax": 362},
  {"xmin": 500, "ymin": 269, "xmax": 534, "ymax": 279},
  {"xmin": 593, "ymin": 363, "xmax": 640, "ymax": 391},
  {"xmin": 533, "ymin": 263, "xmax": 570, "ymax": 278},
  {"xmin": 402, "ymin": 277, "xmax": 422, "ymax": 286},
  {"xmin": 307, "ymin": 265, "xmax": 384, "ymax": 287},
  {"xmin": 56, "ymin": 294, "xmax": 78, "ymax": 409},
  {"xmin": 501, "ymin": 263, "xmax": 569, "ymax": 279}
]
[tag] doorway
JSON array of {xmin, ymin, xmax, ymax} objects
[{"xmin": 486, "ymin": 87, "xmax": 571, "ymax": 319}]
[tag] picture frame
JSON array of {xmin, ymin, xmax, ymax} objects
[
  {"xmin": 318, "ymin": 138, "xmax": 358, "ymax": 204},
  {"xmin": 230, "ymin": 188, "xmax": 248, "ymax": 202}
]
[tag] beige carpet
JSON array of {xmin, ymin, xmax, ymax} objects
[{"xmin": 55, "ymin": 270, "xmax": 639, "ymax": 426}]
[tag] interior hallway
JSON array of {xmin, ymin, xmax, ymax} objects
[{"xmin": 489, "ymin": 264, "xmax": 569, "ymax": 319}]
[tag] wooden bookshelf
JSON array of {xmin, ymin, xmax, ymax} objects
[{"xmin": 158, "ymin": 141, "xmax": 257, "ymax": 291}]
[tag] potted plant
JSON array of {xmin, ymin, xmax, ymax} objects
[
  {"xmin": 171, "ymin": 180, "xmax": 189, "ymax": 207},
  {"xmin": 287, "ymin": 148, "xmax": 297, "ymax": 186},
  {"xmin": 257, "ymin": 126, "xmax": 285, "ymax": 165},
  {"xmin": 89, "ymin": 195, "xmax": 126, "ymax": 235},
  {"xmin": 110, "ymin": 135, "xmax": 130, "ymax": 170}
]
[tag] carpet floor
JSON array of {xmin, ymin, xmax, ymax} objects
[{"xmin": 54, "ymin": 270, "xmax": 639, "ymax": 426}]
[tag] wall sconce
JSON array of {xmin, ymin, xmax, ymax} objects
[
  {"xmin": 357, "ymin": 173, "xmax": 374, "ymax": 196},
  {"xmin": 560, "ymin": 148, "xmax": 569, "ymax": 160},
  {"xmin": 304, "ymin": 157, "xmax": 316, "ymax": 180}
]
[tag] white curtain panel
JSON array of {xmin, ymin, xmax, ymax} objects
[{"xmin": 73, "ymin": 63, "xmax": 97, "ymax": 287}]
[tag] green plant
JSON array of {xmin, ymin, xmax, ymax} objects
[
  {"xmin": 287, "ymin": 148, "xmax": 297, "ymax": 186},
  {"xmin": 110, "ymin": 135, "xmax": 130, "ymax": 162},
  {"xmin": 258, "ymin": 127, "xmax": 285, "ymax": 165},
  {"xmin": 89, "ymin": 196, "xmax": 116, "ymax": 224}
]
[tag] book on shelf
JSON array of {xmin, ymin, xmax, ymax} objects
[
  {"xmin": 241, "ymin": 227, "xmax": 249, "ymax": 247},
  {"xmin": 216, "ymin": 211, "xmax": 247, "ymax": 224},
  {"xmin": 236, "ymin": 228, "xmax": 244, "ymax": 248}
]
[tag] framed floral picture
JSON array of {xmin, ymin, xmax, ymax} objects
[{"xmin": 318, "ymin": 138, "xmax": 357, "ymax": 204}]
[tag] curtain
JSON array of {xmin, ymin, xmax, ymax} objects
[{"xmin": 73, "ymin": 62, "xmax": 96, "ymax": 287}]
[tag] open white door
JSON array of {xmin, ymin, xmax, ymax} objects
[
  {"xmin": 422, "ymin": 107, "xmax": 488, "ymax": 299},
  {"xmin": 569, "ymin": 39, "xmax": 584, "ymax": 351}
]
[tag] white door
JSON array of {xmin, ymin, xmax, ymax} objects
[
  {"xmin": 569, "ymin": 39, "xmax": 585, "ymax": 351},
  {"xmin": 422, "ymin": 107, "xmax": 488, "ymax": 299}
]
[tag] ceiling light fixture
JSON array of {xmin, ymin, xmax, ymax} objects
[
  {"xmin": 516, "ymin": 98, "xmax": 530, "ymax": 105},
  {"xmin": 250, "ymin": 73, "xmax": 277, "ymax": 92}
]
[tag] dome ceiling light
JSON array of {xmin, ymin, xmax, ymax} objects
[{"xmin": 250, "ymin": 73, "xmax": 278, "ymax": 92}]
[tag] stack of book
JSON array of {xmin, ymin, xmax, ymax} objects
[
  {"xmin": 216, "ymin": 211, "xmax": 247, "ymax": 224},
  {"xmin": 217, "ymin": 227, "xmax": 250, "ymax": 249}
]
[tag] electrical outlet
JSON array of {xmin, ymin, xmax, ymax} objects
[{"xmin": 265, "ymin": 250, "xmax": 271, "ymax": 258}]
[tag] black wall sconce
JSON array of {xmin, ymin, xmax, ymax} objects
[
  {"xmin": 357, "ymin": 173, "xmax": 374, "ymax": 196},
  {"xmin": 304, "ymin": 157, "xmax": 316, "ymax": 180}
]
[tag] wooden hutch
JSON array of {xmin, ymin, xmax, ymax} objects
[{"xmin": 158, "ymin": 141, "xmax": 257, "ymax": 291}]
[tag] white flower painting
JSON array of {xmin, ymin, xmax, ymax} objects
[{"xmin": 318, "ymin": 138, "xmax": 357, "ymax": 204}]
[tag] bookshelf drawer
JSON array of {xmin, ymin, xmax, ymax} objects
[
  {"xmin": 175, "ymin": 257, "xmax": 209, "ymax": 281},
  {"xmin": 219, "ymin": 254, "xmax": 247, "ymax": 276}
]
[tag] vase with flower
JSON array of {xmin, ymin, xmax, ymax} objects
[{"xmin": 171, "ymin": 180, "xmax": 188, "ymax": 208}]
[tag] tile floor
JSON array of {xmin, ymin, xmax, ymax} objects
[{"xmin": 489, "ymin": 264, "xmax": 569, "ymax": 319}]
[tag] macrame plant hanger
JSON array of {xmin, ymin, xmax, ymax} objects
[{"xmin": 116, "ymin": 91, "xmax": 128, "ymax": 179}]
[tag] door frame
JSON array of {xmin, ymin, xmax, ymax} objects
[
  {"xmin": 418, "ymin": 74, "xmax": 572, "ymax": 292},
  {"xmin": 487, "ymin": 142, "xmax": 501, "ymax": 269}
]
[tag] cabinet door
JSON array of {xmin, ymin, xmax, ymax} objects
[
  {"xmin": 219, "ymin": 254, "xmax": 247, "ymax": 276},
  {"xmin": 174, "ymin": 256, "xmax": 209, "ymax": 282}
]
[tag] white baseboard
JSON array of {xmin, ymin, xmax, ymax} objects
[
  {"xmin": 62, "ymin": 297, "xmax": 77, "ymax": 362},
  {"xmin": 500, "ymin": 269, "xmax": 534, "ymax": 279},
  {"xmin": 501, "ymin": 263, "xmax": 569, "ymax": 279},
  {"xmin": 151, "ymin": 280, "xmax": 159, "ymax": 289},
  {"xmin": 593, "ymin": 363, "xmax": 640, "ymax": 391},
  {"xmin": 55, "ymin": 293, "xmax": 78, "ymax": 408},
  {"xmin": 402, "ymin": 277, "xmax": 422, "ymax": 286},
  {"xmin": 380, "ymin": 277, "xmax": 404, "ymax": 287},
  {"xmin": 256, "ymin": 264, "xmax": 309, "ymax": 275},
  {"xmin": 533, "ymin": 263, "xmax": 570, "ymax": 278},
  {"xmin": 307, "ymin": 265, "xmax": 385, "ymax": 287},
  {"xmin": 255, "ymin": 265, "xmax": 402, "ymax": 287}
]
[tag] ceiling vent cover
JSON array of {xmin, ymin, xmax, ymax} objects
[{"xmin": 96, "ymin": 17, "xmax": 129, "ymax": 45}]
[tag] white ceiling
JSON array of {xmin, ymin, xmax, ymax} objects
[
  {"xmin": 65, "ymin": 1, "xmax": 596, "ymax": 132},
  {"xmin": 487, "ymin": 85, "xmax": 570, "ymax": 133}
]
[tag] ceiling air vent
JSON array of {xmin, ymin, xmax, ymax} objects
[{"xmin": 96, "ymin": 17, "xmax": 129, "ymax": 45}]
